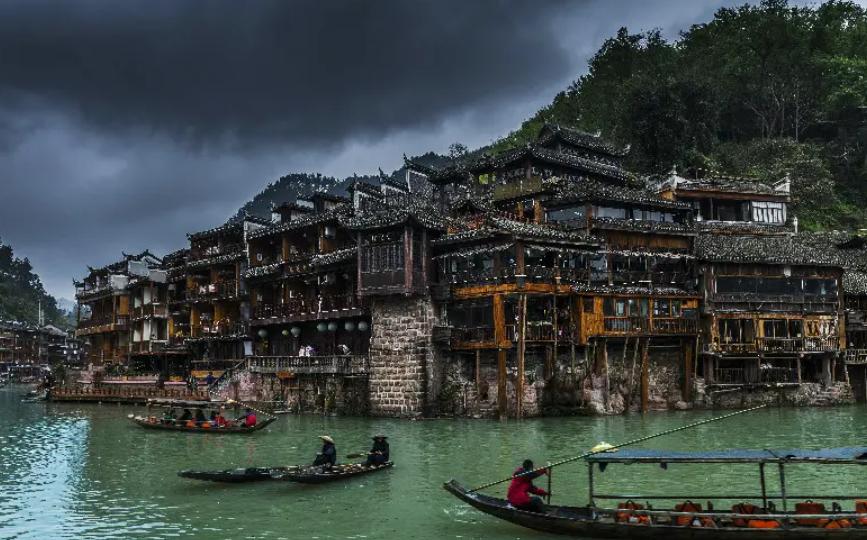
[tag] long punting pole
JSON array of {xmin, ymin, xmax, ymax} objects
[{"xmin": 469, "ymin": 404, "xmax": 768, "ymax": 493}]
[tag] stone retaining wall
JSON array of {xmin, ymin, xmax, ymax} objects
[{"xmin": 367, "ymin": 296, "xmax": 435, "ymax": 417}]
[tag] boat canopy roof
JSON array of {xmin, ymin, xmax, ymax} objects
[
  {"xmin": 585, "ymin": 447, "xmax": 867, "ymax": 465},
  {"xmin": 146, "ymin": 398, "xmax": 226, "ymax": 409}
]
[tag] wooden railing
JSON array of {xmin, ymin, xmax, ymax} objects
[
  {"xmin": 845, "ymin": 349, "xmax": 867, "ymax": 364},
  {"xmin": 52, "ymin": 386, "xmax": 210, "ymax": 402},
  {"xmin": 252, "ymin": 294, "xmax": 359, "ymax": 320},
  {"xmin": 186, "ymin": 280, "xmax": 238, "ymax": 301},
  {"xmin": 716, "ymin": 336, "xmax": 840, "ymax": 354},
  {"xmin": 132, "ymin": 303, "xmax": 169, "ymax": 319},
  {"xmin": 190, "ymin": 243, "xmax": 244, "ymax": 261},
  {"xmin": 714, "ymin": 366, "xmax": 799, "ymax": 385},
  {"xmin": 756, "ymin": 336, "xmax": 839, "ymax": 353},
  {"xmin": 602, "ymin": 317, "xmax": 698, "ymax": 335},
  {"xmin": 246, "ymin": 355, "xmax": 368, "ymax": 375}
]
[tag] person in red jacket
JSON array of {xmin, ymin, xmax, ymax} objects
[{"xmin": 507, "ymin": 459, "xmax": 549, "ymax": 513}]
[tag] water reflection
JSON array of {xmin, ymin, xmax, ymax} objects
[{"xmin": 0, "ymin": 387, "xmax": 865, "ymax": 539}]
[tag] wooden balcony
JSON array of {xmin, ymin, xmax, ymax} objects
[
  {"xmin": 246, "ymin": 355, "xmax": 368, "ymax": 375},
  {"xmin": 186, "ymin": 280, "xmax": 238, "ymax": 302},
  {"xmin": 251, "ymin": 294, "xmax": 362, "ymax": 325},
  {"xmin": 601, "ymin": 316, "xmax": 697, "ymax": 336},
  {"xmin": 710, "ymin": 293, "xmax": 838, "ymax": 314},
  {"xmin": 716, "ymin": 336, "xmax": 840, "ymax": 354},
  {"xmin": 131, "ymin": 303, "xmax": 169, "ymax": 320},
  {"xmin": 713, "ymin": 366, "xmax": 799, "ymax": 385},
  {"xmin": 75, "ymin": 316, "xmax": 129, "ymax": 337}
]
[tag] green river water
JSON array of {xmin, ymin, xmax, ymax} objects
[{"xmin": 1, "ymin": 386, "xmax": 867, "ymax": 539}]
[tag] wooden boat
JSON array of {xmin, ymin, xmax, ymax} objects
[
  {"xmin": 272, "ymin": 462, "xmax": 394, "ymax": 484},
  {"xmin": 445, "ymin": 447, "xmax": 867, "ymax": 539},
  {"xmin": 131, "ymin": 415, "xmax": 275, "ymax": 433},
  {"xmin": 178, "ymin": 466, "xmax": 299, "ymax": 483}
]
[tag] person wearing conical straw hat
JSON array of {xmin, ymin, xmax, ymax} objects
[{"xmin": 313, "ymin": 435, "xmax": 337, "ymax": 469}]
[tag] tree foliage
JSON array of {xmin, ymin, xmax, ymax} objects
[
  {"xmin": 0, "ymin": 238, "xmax": 67, "ymax": 327},
  {"xmin": 494, "ymin": 0, "xmax": 867, "ymax": 230}
]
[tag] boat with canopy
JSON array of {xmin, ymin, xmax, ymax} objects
[
  {"xmin": 446, "ymin": 446, "xmax": 867, "ymax": 538},
  {"xmin": 129, "ymin": 398, "xmax": 275, "ymax": 434}
]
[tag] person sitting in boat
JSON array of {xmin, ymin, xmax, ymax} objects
[
  {"xmin": 313, "ymin": 435, "xmax": 337, "ymax": 468},
  {"xmin": 213, "ymin": 410, "xmax": 229, "ymax": 427},
  {"xmin": 161, "ymin": 409, "xmax": 176, "ymax": 425},
  {"xmin": 194, "ymin": 408, "xmax": 207, "ymax": 425},
  {"xmin": 179, "ymin": 409, "xmax": 193, "ymax": 423},
  {"xmin": 507, "ymin": 460, "xmax": 548, "ymax": 513},
  {"xmin": 239, "ymin": 408, "xmax": 257, "ymax": 427},
  {"xmin": 365, "ymin": 435, "xmax": 389, "ymax": 466}
]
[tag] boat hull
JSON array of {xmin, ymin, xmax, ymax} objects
[
  {"xmin": 131, "ymin": 416, "xmax": 274, "ymax": 434},
  {"xmin": 444, "ymin": 480, "xmax": 867, "ymax": 539},
  {"xmin": 274, "ymin": 462, "xmax": 394, "ymax": 484},
  {"xmin": 178, "ymin": 466, "xmax": 296, "ymax": 483}
]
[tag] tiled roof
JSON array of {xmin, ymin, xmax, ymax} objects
[
  {"xmin": 311, "ymin": 247, "xmax": 357, "ymax": 267},
  {"xmin": 694, "ymin": 234, "xmax": 845, "ymax": 267},
  {"xmin": 554, "ymin": 178, "xmax": 691, "ymax": 210},
  {"xmin": 536, "ymin": 124, "xmax": 629, "ymax": 158}
]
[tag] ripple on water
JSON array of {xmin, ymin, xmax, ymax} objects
[{"xmin": 1, "ymin": 389, "xmax": 866, "ymax": 539}]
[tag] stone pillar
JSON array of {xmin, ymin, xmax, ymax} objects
[
  {"xmin": 822, "ymin": 354, "xmax": 832, "ymax": 387},
  {"xmin": 368, "ymin": 296, "xmax": 435, "ymax": 417}
]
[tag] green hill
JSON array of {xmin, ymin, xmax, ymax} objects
[
  {"xmin": 491, "ymin": 0, "xmax": 867, "ymax": 231},
  {"xmin": 0, "ymin": 239, "xmax": 69, "ymax": 328}
]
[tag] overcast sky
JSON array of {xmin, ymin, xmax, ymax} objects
[{"xmin": 0, "ymin": 0, "xmax": 844, "ymax": 300}]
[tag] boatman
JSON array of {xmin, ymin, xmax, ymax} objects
[
  {"xmin": 313, "ymin": 435, "xmax": 337, "ymax": 468},
  {"xmin": 365, "ymin": 435, "xmax": 389, "ymax": 466},
  {"xmin": 507, "ymin": 459, "xmax": 548, "ymax": 513}
]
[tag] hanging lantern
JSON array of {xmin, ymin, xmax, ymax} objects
[
  {"xmin": 257, "ymin": 329, "xmax": 268, "ymax": 339},
  {"xmin": 281, "ymin": 329, "xmax": 290, "ymax": 337},
  {"xmin": 290, "ymin": 326, "xmax": 302, "ymax": 337},
  {"xmin": 316, "ymin": 322, "xmax": 327, "ymax": 332},
  {"xmin": 358, "ymin": 321, "xmax": 369, "ymax": 332},
  {"xmin": 344, "ymin": 321, "xmax": 355, "ymax": 332},
  {"xmin": 327, "ymin": 321, "xmax": 338, "ymax": 332}
]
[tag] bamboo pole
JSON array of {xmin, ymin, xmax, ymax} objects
[{"xmin": 469, "ymin": 404, "xmax": 768, "ymax": 493}]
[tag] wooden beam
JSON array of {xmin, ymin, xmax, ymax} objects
[
  {"xmin": 404, "ymin": 226, "xmax": 413, "ymax": 293},
  {"xmin": 497, "ymin": 349, "xmax": 507, "ymax": 419},
  {"xmin": 683, "ymin": 338, "xmax": 693, "ymax": 402},
  {"xmin": 475, "ymin": 350, "xmax": 481, "ymax": 393},
  {"xmin": 551, "ymin": 294, "xmax": 558, "ymax": 380},
  {"xmin": 641, "ymin": 338, "xmax": 649, "ymax": 414},
  {"xmin": 516, "ymin": 293, "xmax": 527, "ymax": 419},
  {"xmin": 493, "ymin": 294, "xmax": 506, "ymax": 346}
]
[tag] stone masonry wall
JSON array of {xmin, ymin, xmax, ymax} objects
[{"xmin": 368, "ymin": 296, "xmax": 435, "ymax": 417}]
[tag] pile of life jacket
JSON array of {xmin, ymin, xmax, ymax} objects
[
  {"xmin": 795, "ymin": 500, "xmax": 852, "ymax": 529},
  {"xmin": 674, "ymin": 501, "xmax": 716, "ymax": 528},
  {"xmin": 731, "ymin": 502, "xmax": 780, "ymax": 529},
  {"xmin": 615, "ymin": 500, "xmax": 651, "ymax": 525}
]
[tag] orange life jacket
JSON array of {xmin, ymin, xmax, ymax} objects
[
  {"xmin": 856, "ymin": 500, "xmax": 867, "ymax": 526},
  {"xmin": 185, "ymin": 420, "xmax": 196, "ymax": 428},
  {"xmin": 747, "ymin": 519, "xmax": 781, "ymax": 529},
  {"xmin": 731, "ymin": 503, "xmax": 759, "ymax": 527},
  {"xmin": 616, "ymin": 500, "xmax": 651, "ymax": 525},
  {"xmin": 796, "ymin": 501, "xmax": 827, "ymax": 527},
  {"xmin": 674, "ymin": 501, "xmax": 716, "ymax": 528}
]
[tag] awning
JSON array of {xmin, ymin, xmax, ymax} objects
[{"xmin": 586, "ymin": 447, "xmax": 867, "ymax": 465}]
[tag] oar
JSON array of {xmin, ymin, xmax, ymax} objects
[
  {"xmin": 469, "ymin": 404, "xmax": 768, "ymax": 493},
  {"xmin": 346, "ymin": 453, "xmax": 368, "ymax": 459}
]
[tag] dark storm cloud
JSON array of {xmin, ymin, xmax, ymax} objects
[
  {"xmin": 0, "ymin": 0, "xmax": 574, "ymax": 149},
  {"xmin": 0, "ymin": 0, "xmax": 784, "ymax": 300}
]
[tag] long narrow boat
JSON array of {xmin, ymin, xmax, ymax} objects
[
  {"xmin": 445, "ymin": 447, "xmax": 867, "ymax": 539},
  {"xmin": 272, "ymin": 462, "xmax": 394, "ymax": 484},
  {"xmin": 179, "ymin": 462, "xmax": 393, "ymax": 484},
  {"xmin": 178, "ymin": 466, "xmax": 299, "ymax": 483},
  {"xmin": 131, "ymin": 415, "xmax": 275, "ymax": 434}
]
